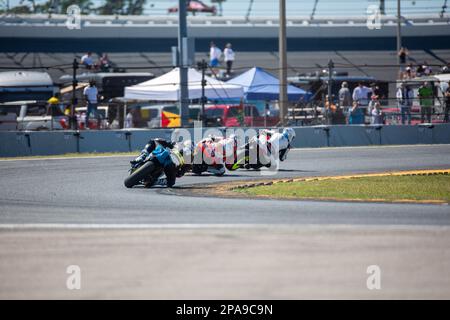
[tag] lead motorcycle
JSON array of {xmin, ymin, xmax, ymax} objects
[
  {"xmin": 230, "ymin": 128, "xmax": 295, "ymax": 171},
  {"xmin": 124, "ymin": 139, "xmax": 185, "ymax": 188}
]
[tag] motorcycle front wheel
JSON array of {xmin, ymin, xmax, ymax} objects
[{"xmin": 124, "ymin": 161, "xmax": 157, "ymax": 188}]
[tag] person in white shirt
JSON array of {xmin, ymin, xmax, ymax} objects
[
  {"xmin": 81, "ymin": 52, "xmax": 94, "ymax": 69},
  {"xmin": 209, "ymin": 42, "xmax": 222, "ymax": 75},
  {"xmin": 352, "ymin": 82, "xmax": 372, "ymax": 120},
  {"xmin": 83, "ymin": 80, "xmax": 99, "ymax": 129},
  {"xmin": 223, "ymin": 43, "xmax": 235, "ymax": 77},
  {"xmin": 352, "ymin": 82, "xmax": 372, "ymax": 106}
]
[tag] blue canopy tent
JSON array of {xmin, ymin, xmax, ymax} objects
[{"xmin": 226, "ymin": 67, "xmax": 312, "ymax": 102}]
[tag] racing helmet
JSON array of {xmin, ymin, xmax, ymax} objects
[{"xmin": 282, "ymin": 128, "xmax": 296, "ymax": 144}]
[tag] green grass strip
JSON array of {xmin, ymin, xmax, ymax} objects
[{"xmin": 236, "ymin": 175, "xmax": 450, "ymax": 202}]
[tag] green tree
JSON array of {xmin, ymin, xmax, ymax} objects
[
  {"xmin": 97, "ymin": 0, "xmax": 125, "ymax": 15},
  {"xmin": 126, "ymin": 0, "xmax": 146, "ymax": 15},
  {"xmin": 8, "ymin": 5, "xmax": 32, "ymax": 14},
  {"xmin": 97, "ymin": 0, "xmax": 146, "ymax": 15},
  {"xmin": 30, "ymin": 0, "xmax": 94, "ymax": 14},
  {"xmin": 59, "ymin": 0, "xmax": 94, "ymax": 14},
  {"xmin": 18, "ymin": 0, "xmax": 37, "ymax": 12}
]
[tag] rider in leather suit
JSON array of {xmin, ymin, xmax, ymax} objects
[{"xmin": 131, "ymin": 138, "xmax": 183, "ymax": 187}]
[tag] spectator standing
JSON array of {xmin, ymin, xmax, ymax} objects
[
  {"xmin": 396, "ymin": 83, "xmax": 413, "ymax": 125},
  {"xmin": 338, "ymin": 81, "xmax": 352, "ymax": 114},
  {"xmin": 125, "ymin": 110, "xmax": 134, "ymax": 128},
  {"xmin": 352, "ymin": 82, "xmax": 372, "ymax": 120},
  {"xmin": 370, "ymin": 82, "xmax": 382, "ymax": 97},
  {"xmin": 416, "ymin": 64, "xmax": 424, "ymax": 77},
  {"xmin": 209, "ymin": 42, "xmax": 222, "ymax": 75},
  {"xmin": 81, "ymin": 52, "xmax": 94, "ymax": 69},
  {"xmin": 83, "ymin": 80, "xmax": 99, "ymax": 129},
  {"xmin": 348, "ymin": 101, "xmax": 364, "ymax": 125},
  {"xmin": 223, "ymin": 43, "xmax": 235, "ymax": 77},
  {"xmin": 98, "ymin": 53, "xmax": 111, "ymax": 72},
  {"xmin": 444, "ymin": 81, "xmax": 450, "ymax": 123},
  {"xmin": 423, "ymin": 61, "xmax": 432, "ymax": 76},
  {"xmin": 370, "ymin": 101, "xmax": 383, "ymax": 125},
  {"xmin": 418, "ymin": 81, "xmax": 433, "ymax": 123},
  {"xmin": 404, "ymin": 66, "xmax": 413, "ymax": 79},
  {"xmin": 324, "ymin": 95, "xmax": 336, "ymax": 125},
  {"xmin": 367, "ymin": 94, "xmax": 379, "ymax": 118},
  {"xmin": 398, "ymin": 47, "xmax": 409, "ymax": 65}
]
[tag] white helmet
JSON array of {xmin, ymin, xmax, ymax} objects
[{"xmin": 282, "ymin": 128, "xmax": 296, "ymax": 144}]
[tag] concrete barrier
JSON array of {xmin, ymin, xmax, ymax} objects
[
  {"xmin": 0, "ymin": 132, "xmax": 32, "ymax": 157},
  {"xmin": 328, "ymin": 125, "xmax": 380, "ymax": 147},
  {"xmin": 293, "ymin": 126, "xmax": 329, "ymax": 148},
  {"xmin": 433, "ymin": 124, "xmax": 450, "ymax": 144},
  {"xmin": 380, "ymin": 125, "xmax": 419, "ymax": 145},
  {"xmin": 77, "ymin": 131, "xmax": 131, "ymax": 153},
  {"xmin": 28, "ymin": 131, "xmax": 78, "ymax": 156},
  {"xmin": 1, "ymin": 124, "xmax": 450, "ymax": 158}
]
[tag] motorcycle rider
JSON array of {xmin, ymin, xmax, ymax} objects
[
  {"xmin": 247, "ymin": 128, "xmax": 296, "ymax": 166},
  {"xmin": 131, "ymin": 138, "xmax": 187, "ymax": 187},
  {"xmin": 193, "ymin": 134, "xmax": 238, "ymax": 175}
]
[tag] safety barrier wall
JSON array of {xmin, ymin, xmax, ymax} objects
[{"xmin": 1, "ymin": 124, "xmax": 450, "ymax": 157}]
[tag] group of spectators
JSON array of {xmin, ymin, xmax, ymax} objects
[
  {"xmin": 331, "ymin": 82, "xmax": 384, "ymax": 125},
  {"xmin": 398, "ymin": 47, "xmax": 450, "ymax": 80},
  {"xmin": 209, "ymin": 42, "xmax": 235, "ymax": 76},
  {"xmin": 334, "ymin": 80, "xmax": 450, "ymax": 125},
  {"xmin": 395, "ymin": 81, "xmax": 437, "ymax": 124},
  {"xmin": 80, "ymin": 52, "xmax": 112, "ymax": 72}
]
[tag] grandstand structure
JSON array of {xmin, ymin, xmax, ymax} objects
[{"xmin": 1, "ymin": 14, "xmax": 449, "ymax": 52}]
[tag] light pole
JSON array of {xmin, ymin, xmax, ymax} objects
[
  {"xmin": 178, "ymin": 0, "xmax": 190, "ymax": 127},
  {"xmin": 396, "ymin": 0, "xmax": 402, "ymax": 65},
  {"xmin": 327, "ymin": 59, "xmax": 334, "ymax": 125},
  {"xmin": 279, "ymin": 0, "xmax": 288, "ymax": 127}
]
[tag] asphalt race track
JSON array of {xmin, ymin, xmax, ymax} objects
[
  {"xmin": 1, "ymin": 145, "xmax": 450, "ymax": 299},
  {"xmin": 0, "ymin": 145, "xmax": 449, "ymax": 226}
]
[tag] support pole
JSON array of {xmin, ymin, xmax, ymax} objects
[
  {"xmin": 279, "ymin": 0, "xmax": 288, "ymax": 127},
  {"xmin": 178, "ymin": 0, "xmax": 189, "ymax": 127},
  {"xmin": 200, "ymin": 59, "xmax": 207, "ymax": 127},
  {"xmin": 71, "ymin": 58, "xmax": 78, "ymax": 130},
  {"xmin": 327, "ymin": 59, "xmax": 334, "ymax": 124},
  {"xmin": 396, "ymin": 0, "xmax": 402, "ymax": 65},
  {"xmin": 380, "ymin": 0, "xmax": 385, "ymax": 15}
]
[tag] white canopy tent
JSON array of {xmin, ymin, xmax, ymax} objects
[{"xmin": 124, "ymin": 67, "xmax": 243, "ymax": 101}]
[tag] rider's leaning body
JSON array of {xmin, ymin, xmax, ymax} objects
[
  {"xmin": 254, "ymin": 128, "xmax": 296, "ymax": 162},
  {"xmin": 131, "ymin": 138, "xmax": 186, "ymax": 187}
]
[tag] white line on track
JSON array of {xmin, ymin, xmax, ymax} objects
[{"xmin": 0, "ymin": 223, "xmax": 449, "ymax": 231}]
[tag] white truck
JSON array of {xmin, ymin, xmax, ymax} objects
[{"xmin": 0, "ymin": 100, "xmax": 68, "ymax": 131}]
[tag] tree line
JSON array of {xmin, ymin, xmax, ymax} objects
[{"xmin": 2, "ymin": 0, "xmax": 147, "ymax": 15}]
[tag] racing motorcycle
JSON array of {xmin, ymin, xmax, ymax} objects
[
  {"xmin": 229, "ymin": 128, "xmax": 296, "ymax": 171},
  {"xmin": 124, "ymin": 139, "xmax": 185, "ymax": 188},
  {"xmin": 191, "ymin": 135, "xmax": 238, "ymax": 176}
]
